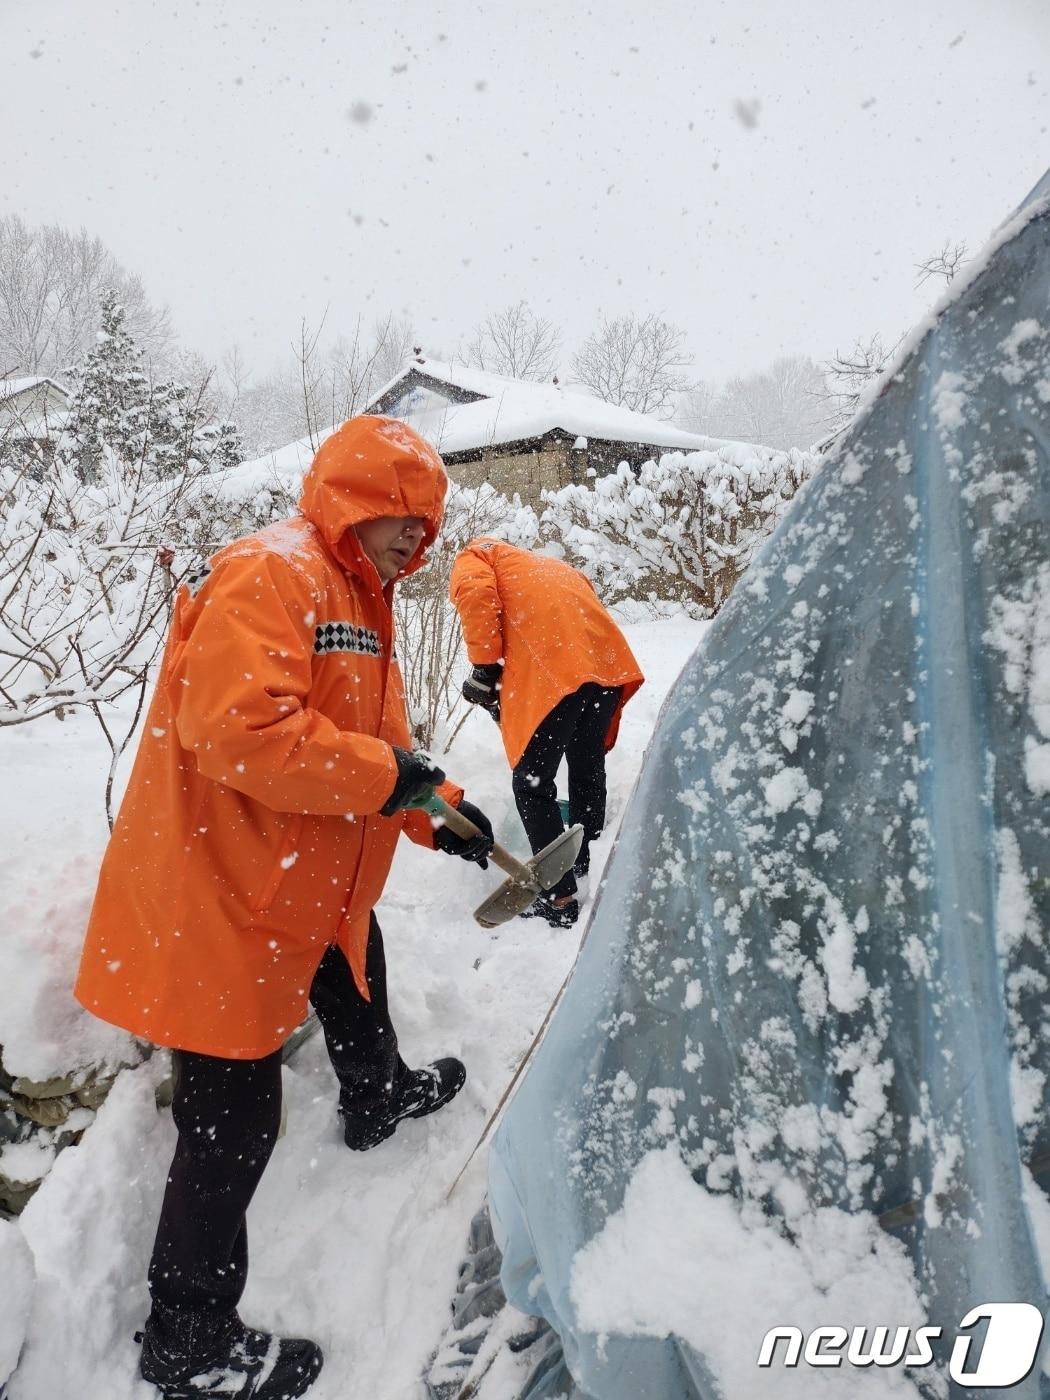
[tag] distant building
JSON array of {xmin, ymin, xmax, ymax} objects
[
  {"xmin": 0, "ymin": 377, "xmax": 70, "ymax": 464},
  {"xmin": 365, "ymin": 359, "xmax": 721, "ymax": 506}
]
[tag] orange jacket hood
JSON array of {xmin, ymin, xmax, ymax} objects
[{"xmin": 299, "ymin": 415, "xmax": 448, "ymax": 577}]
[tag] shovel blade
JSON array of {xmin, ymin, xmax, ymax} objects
[
  {"xmin": 530, "ymin": 822, "xmax": 585, "ymax": 891},
  {"xmin": 473, "ymin": 824, "xmax": 585, "ymax": 929},
  {"xmin": 474, "ymin": 879, "xmax": 539, "ymax": 928}
]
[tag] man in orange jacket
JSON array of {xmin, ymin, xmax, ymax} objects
[
  {"xmin": 449, "ymin": 539, "xmax": 643, "ymax": 928},
  {"xmin": 75, "ymin": 417, "xmax": 494, "ymax": 1400}
]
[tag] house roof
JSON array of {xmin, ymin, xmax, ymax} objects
[
  {"xmin": 364, "ymin": 358, "xmax": 726, "ymax": 457},
  {"xmin": 0, "ymin": 376, "xmax": 70, "ymax": 404}
]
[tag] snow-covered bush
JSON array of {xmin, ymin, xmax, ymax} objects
[
  {"xmin": 541, "ymin": 444, "xmax": 818, "ymax": 616},
  {"xmin": 0, "ymin": 294, "xmax": 242, "ymax": 821}
]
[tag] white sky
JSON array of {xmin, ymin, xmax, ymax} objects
[{"xmin": 3, "ymin": 0, "xmax": 1048, "ymax": 384}]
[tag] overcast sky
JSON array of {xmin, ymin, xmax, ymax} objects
[{"xmin": 3, "ymin": 0, "xmax": 1048, "ymax": 386}]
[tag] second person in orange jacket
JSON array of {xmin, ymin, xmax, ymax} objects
[{"xmin": 449, "ymin": 538, "xmax": 644, "ymax": 927}]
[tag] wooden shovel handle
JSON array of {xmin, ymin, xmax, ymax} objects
[{"xmin": 428, "ymin": 796, "xmax": 537, "ymax": 886}]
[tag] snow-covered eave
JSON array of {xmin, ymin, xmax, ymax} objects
[
  {"xmin": 365, "ymin": 359, "xmax": 516, "ymax": 413},
  {"xmin": 0, "ymin": 375, "xmax": 71, "ymax": 405},
  {"xmin": 368, "ymin": 364, "xmax": 488, "ymax": 415},
  {"xmin": 440, "ymin": 423, "xmax": 731, "ymax": 462}
]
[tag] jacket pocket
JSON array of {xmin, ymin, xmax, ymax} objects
[{"xmin": 249, "ymin": 814, "xmax": 305, "ymax": 915}]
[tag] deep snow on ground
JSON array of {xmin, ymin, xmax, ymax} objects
[{"xmin": 1, "ymin": 614, "xmax": 705, "ymax": 1400}]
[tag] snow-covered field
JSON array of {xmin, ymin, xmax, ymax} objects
[{"xmin": 0, "ymin": 614, "xmax": 705, "ymax": 1400}]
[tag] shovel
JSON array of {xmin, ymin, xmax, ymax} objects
[{"xmin": 422, "ymin": 794, "xmax": 584, "ymax": 928}]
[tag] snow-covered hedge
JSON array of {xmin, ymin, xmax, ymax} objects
[{"xmin": 541, "ymin": 444, "xmax": 818, "ymax": 617}]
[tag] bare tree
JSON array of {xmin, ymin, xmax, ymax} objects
[
  {"xmin": 166, "ymin": 346, "xmax": 222, "ymax": 424},
  {"xmin": 819, "ymin": 333, "xmax": 904, "ymax": 431},
  {"xmin": 569, "ymin": 313, "xmax": 693, "ymax": 418},
  {"xmin": 325, "ymin": 313, "xmax": 416, "ymax": 422},
  {"xmin": 682, "ymin": 355, "xmax": 827, "ymax": 450},
  {"xmin": 915, "ymin": 240, "xmax": 968, "ymax": 288},
  {"xmin": 221, "ymin": 344, "xmax": 252, "ymax": 410},
  {"xmin": 462, "ymin": 301, "xmax": 561, "ymax": 381},
  {"xmin": 678, "ymin": 379, "xmax": 720, "ymax": 437},
  {"xmin": 295, "ymin": 314, "xmax": 330, "ymax": 450},
  {"xmin": 0, "ymin": 214, "xmax": 172, "ymax": 376},
  {"xmin": 224, "ymin": 312, "xmax": 419, "ymax": 456},
  {"xmin": 367, "ymin": 314, "xmax": 416, "ymax": 390}
]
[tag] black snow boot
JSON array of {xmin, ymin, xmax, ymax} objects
[
  {"xmin": 341, "ymin": 1057, "xmax": 466, "ymax": 1151},
  {"xmin": 519, "ymin": 895, "xmax": 579, "ymax": 928},
  {"xmin": 140, "ymin": 1309, "xmax": 323, "ymax": 1400}
]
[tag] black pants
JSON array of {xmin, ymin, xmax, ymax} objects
[
  {"xmin": 147, "ymin": 915, "xmax": 400, "ymax": 1340},
  {"xmin": 512, "ymin": 683, "xmax": 622, "ymax": 900}
]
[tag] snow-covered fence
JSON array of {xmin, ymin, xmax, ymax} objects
[{"xmin": 540, "ymin": 444, "xmax": 818, "ymax": 616}]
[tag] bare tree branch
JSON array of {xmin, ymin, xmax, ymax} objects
[
  {"xmin": 0, "ymin": 213, "xmax": 172, "ymax": 375},
  {"xmin": 915, "ymin": 240, "xmax": 968, "ymax": 288},
  {"xmin": 569, "ymin": 313, "xmax": 693, "ymax": 418},
  {"xmin": 462, "ymin": 301, "xmax": 561, "ymax": 381}
]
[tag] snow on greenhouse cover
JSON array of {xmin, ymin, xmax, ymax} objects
[{"xmin": 571, "ymin": 1147, "xmax": 928, "ymax": 1398}]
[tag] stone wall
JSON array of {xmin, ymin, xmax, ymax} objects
[
  {"xmin": 0, "ymin": 1059, "xmax": 129, "ymax": 1217},
  {"xmin": 447, "ymin": 439, "xmax": 588, "ymax": 510},
  {"xmin": 445, "ymin": 436, "xmax": 671, "ymax": 511}
]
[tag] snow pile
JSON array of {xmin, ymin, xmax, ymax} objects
[
  {"xmin": 0, "ymin": 1220, "xmax": 34, "ymax": 1386},
  {"xmin": 10, "ymin": 1064, "xmax": 173, "ymax": 1399},
  {"xmin": 571, "ymin": 1147, "xmax": 926, "ymax": 1398},
  {"xmin": 0, "ymin": 715, "xmax": 140, "ymax": 1083}
]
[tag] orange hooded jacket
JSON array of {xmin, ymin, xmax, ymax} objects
[
  {"xmin": 75, "ymin": 416, "xmax": 460, "ymax": 1059},
  {"xmin": 449, "ymin": 539, "xmax": 644, "ymax": 769}
]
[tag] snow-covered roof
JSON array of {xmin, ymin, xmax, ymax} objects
[
  {"xmin": 206, "ymin": 430, "xmax": 326, "ymax": 500},
  {"xmin": 217, "ymin": 362, "xmax": 774, "ymax": 495},
  {"xmin": 0, "ymin": 376, "xmax": 69, "ymax": 403},
  {"xmin": 365, "ymin": 358, "xmax": 726, "ymax": 457}
]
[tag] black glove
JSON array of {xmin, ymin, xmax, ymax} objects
[
  {"xmin": 380, "ymin": 747, "xmax": 447, "ymax": 816},
  {"xmin": 433, "ymin": 798, "xmax": 495, "ymax": 868},
  {"xmin": 462, "ymin": 663, "xmax": 502, "ymax": 722}
]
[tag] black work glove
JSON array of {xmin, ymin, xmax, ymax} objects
[
  {"xmin": 380, "ymin": 747, "xmax": 447, "ymax": 816},
  {"xmin": 433, "ymin": 798, "xmax": 495, "ymax": 869},
  {"xmin": 462, "ymin": 663, "xmax": 502, "ymax": 722}
]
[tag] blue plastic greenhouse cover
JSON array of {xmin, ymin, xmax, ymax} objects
[{"xmin": 489, "ymin": 169, "xmax": 1050, "ymax": 1400}]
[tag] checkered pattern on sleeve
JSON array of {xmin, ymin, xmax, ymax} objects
[
  {"xmin": 313, "ymin": 621, "xmax": 382, "ymax": 657},
  {"xmin": 185, "ymin": 564, "xmax": 211, "ymax": 598}
]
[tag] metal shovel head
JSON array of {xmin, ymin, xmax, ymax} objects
[{"xmin": 474, "ymin": 824, "xmax": 585, "ymax": 929}]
